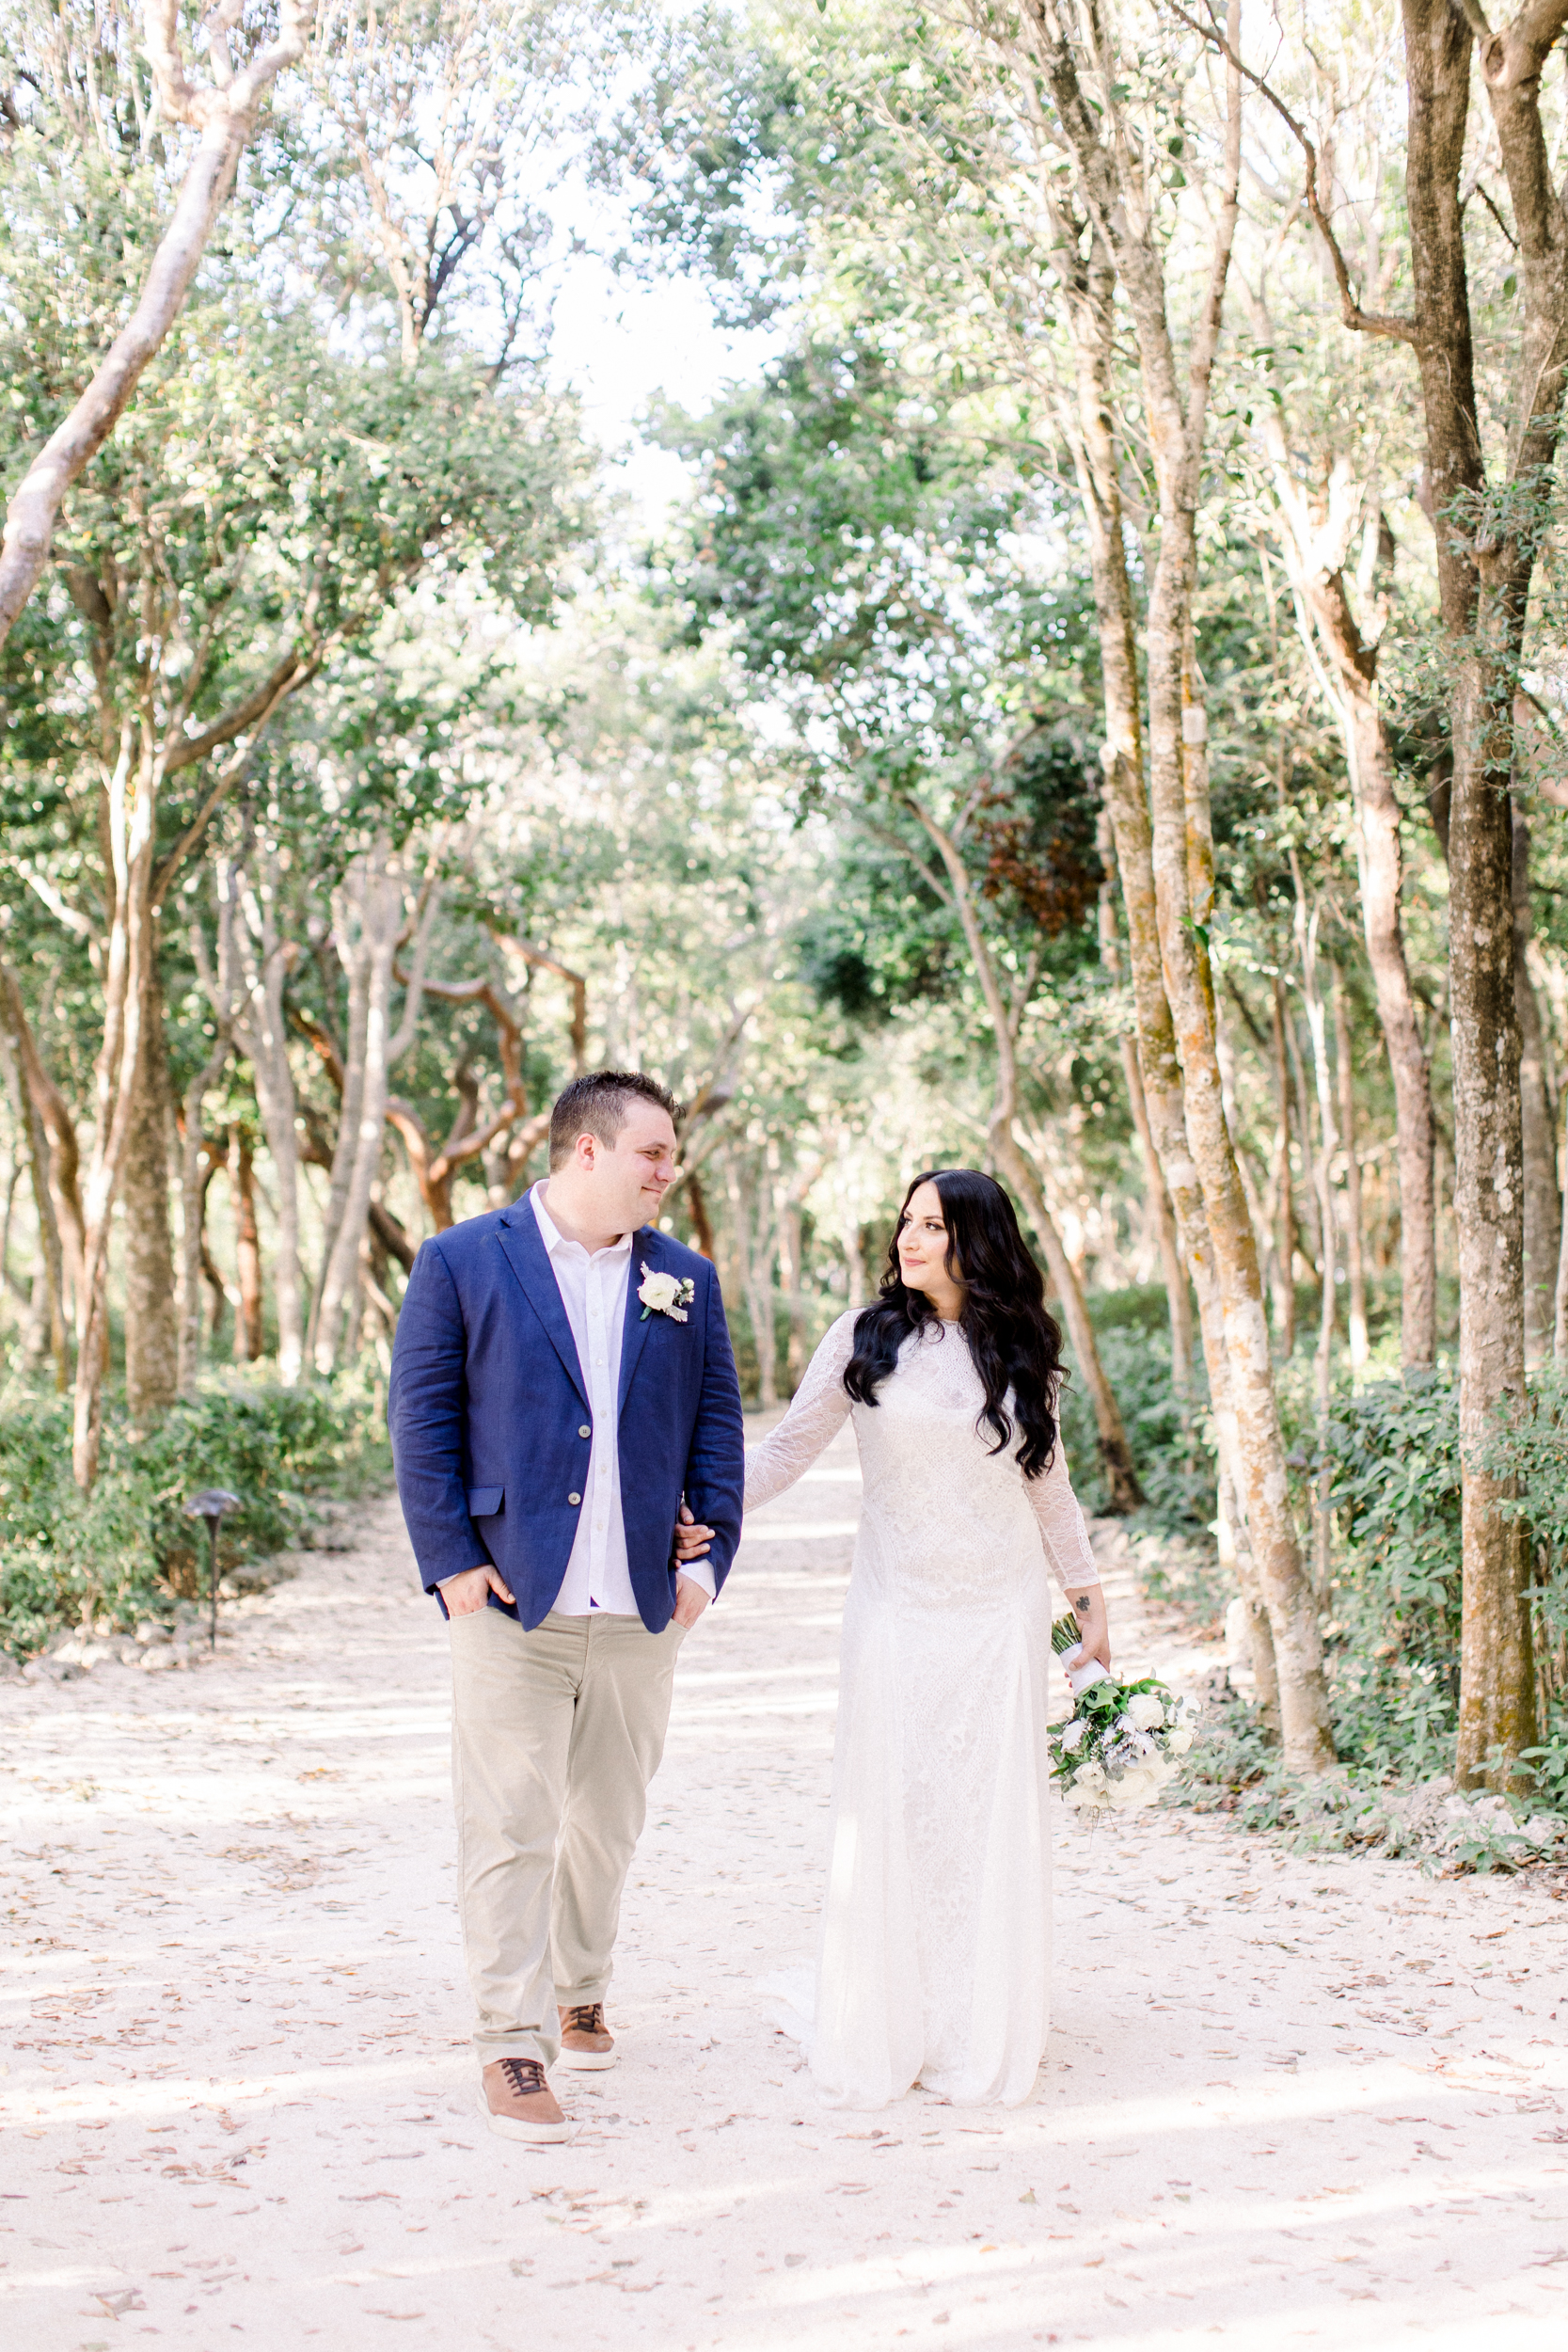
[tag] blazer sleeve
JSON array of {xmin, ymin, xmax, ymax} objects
[
  {"xmin": 681, "ymin": 1261, "xmax": 746, "ymax": 1597},
  {"xmin": 388, "ymin": 1239, "xmax": 487, "ymax": 1593}
]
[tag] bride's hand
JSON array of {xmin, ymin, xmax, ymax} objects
[
  {"xmin": 1071, "ymin": 1583, "xmax": 1111, "ymax": 1671},
  {"xmin": 673, "ymin": 1502, "xmax": 715, "ymax": 1563}
]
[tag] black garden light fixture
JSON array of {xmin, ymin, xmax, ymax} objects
[{"xmin": 183, "ymin": 1488, "xmax": 241, "ymax": 1651}]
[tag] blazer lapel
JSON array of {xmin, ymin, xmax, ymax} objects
[
  {"xmin": 494, "ymin": 1198, "xmax": 589, "ymax": 1409},
  {"xmin": 617, "ymin": 1226, "xmax": 659, "ymax": 1411}
]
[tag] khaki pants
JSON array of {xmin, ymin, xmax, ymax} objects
[{"xmin": 448, "ymin": 1605, "xmax": 685, "ymax": 2067}]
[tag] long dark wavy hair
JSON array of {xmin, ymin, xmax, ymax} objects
[{"xmin": 842, "ymin": 1168, "xmax": 1067, "ymax": 1477}]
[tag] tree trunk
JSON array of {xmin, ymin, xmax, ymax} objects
[
  {"xmin": 0, "ymin": 974, "xmax": 68, "ymax": 1389},
  {"xmin": 122, "ymin": 963, "xmax": 181, "ymax": 1425},
  {"xmin": 1333, "ymin": 970, "xmax": 1370, "ymax": 1373},
  {"xmin": 74, "ymin": 744, "xmax": 159, "ymax": 1488},
  {"xmin": 1263, "ymin": 472, "xmax": 1438, "ymax": 1367},
  {"xmin": 0, "ymin": 1, "xmax": 318, "ymax": 647},
  {"xmin": 232, "ymin": 853, "xmax": 306, "ymax": 1381},
  {"xmin": 1556, "ymin": 1079, "xmax": 1568, "ymax": 1362},
  {"xmin": 308, "ymin": 919, "xmax": 372, "ymax": 1366},
  {"xmin": 1297, "ymin": 900, "xmax": 1338, "ymax": 1592},
  {"xmin": 178, "ymin": 1039, "xmax": 232, "ymax": 1395},
  {"xmin": 314, "ymin": 850, "xmax": 432, "ymax": 1373},
  {"xmin": 993, "ymin": 1132, "xmax": 1143, "ymax": 1512},
  {"xmin": 230, "ymin": 1125, "xmax": 264, "ymax": 1361},
  {"xmin": 1392, "ymin": 0, "xmax": 1548, "ymax": 1785},
  {"xmin": 686, "ymin": 1168, "xmax": 717, "ymax": 1260},
  {"xmin": 1099, "ymin": 813, "xmax": 1191, "ymax": 1391},
  {"xmin": 1269, "ymin": 975, "xmax": 1298, "ymax": 1357},
  {"xmin": 1452, "ymin": 663, "xmax": 1534, "ymax": 1784},
  {"xmin": 724, "ymin": 1156, "xmax": 777, "ymax": 1407},
  {"xmin": 778, "ymin": 1200, "xmax": 807, "ymax": 1390},
  {"xmin": 1513, "ymin": 807, "xmax": 1560, "ymax": 1366},
  {"xmin": 1053, "ymin": 230, "xmax": 1278, "ymax": 1716},
  {"xmin": 1023, "ymin": 0, "xmax": 1333, "ymax": 1761}
]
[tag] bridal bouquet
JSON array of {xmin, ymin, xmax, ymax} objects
[{"xmin": 1048, "ymin": 1615, "xmax": 1198, "ymax": 1819}]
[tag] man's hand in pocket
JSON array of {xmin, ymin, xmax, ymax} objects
[{"xmin": 442, "ymin": 1565, "xmax": 514, "ymax": 1617}]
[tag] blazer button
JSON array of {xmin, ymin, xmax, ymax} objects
[
  {"xmin": 568, "ymin": 1492, "xmax": 581, "ymax": 1506},
  {"xmin": 578, "ymin": 1424, "xmax": 591, "ymax": 1438}
]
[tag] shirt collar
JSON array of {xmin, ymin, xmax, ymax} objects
[{"xmin": 530, "ymin": 1180, "xmax": 632, "ymax": 1262}]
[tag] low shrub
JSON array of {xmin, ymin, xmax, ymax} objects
[{"xmin": 0, "ymin": 1366, "xmax": 392, "ymax": 1658}]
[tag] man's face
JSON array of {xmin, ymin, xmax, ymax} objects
[{"xmin": 579, "ymin": 1100, "xmax": 679, "ymax": 1232}]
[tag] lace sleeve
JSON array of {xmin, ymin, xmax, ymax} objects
[
  {"xmin": 743, "ymin": 1311, "xmax": 859, "ymax": 1511},
  {"xmin": 1026, "ymin": 1439, "xmax": 1101, "ymax": 1595}
]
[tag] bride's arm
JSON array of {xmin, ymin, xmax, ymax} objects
[
  {"xmin": 1026, "ymin": 1440, "xmax": 1112, "ymax": 1667},
  {"xmin": 742, "ymin": 1311, "xmax": 859, "ymax": 1512}
]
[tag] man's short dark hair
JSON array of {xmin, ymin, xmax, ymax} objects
[{"xmin": 547, "ymin": 1071, "xmax": 681, "ymax": 1171}]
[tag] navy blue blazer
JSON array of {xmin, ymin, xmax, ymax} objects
[{"xmin": 388, "ymin": 1196, "xmax": 745, "ymax": 1633}]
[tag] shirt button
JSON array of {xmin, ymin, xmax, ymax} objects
[
  {"xmin": 568, "ymin": 1492, "xmax": 581, "ymax": 1506},
  {"xmin": 578, "ymin": 1425, "xmax": 591, "ymax": 1438}
]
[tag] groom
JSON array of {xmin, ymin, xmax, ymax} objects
[{"xmin": 388, "ymin": 1071, "xmax": 744, "ymax": 2141}]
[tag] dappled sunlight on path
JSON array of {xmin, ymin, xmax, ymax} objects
[{"xmin": 3, "ymin": 1418, "xmax": 1567, "ymax": 2347}]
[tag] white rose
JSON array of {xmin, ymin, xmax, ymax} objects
[
  {"xmin": 1127, "ymin": 1692, "xmax": 1165, "ymax": 1731},
  {"xmin": 1167, "ymin": 1726, "xmax": 1194, "ymax": 1756},
  {"xmin": 1074, "ymin": 1761, "xmax": 1106, "ymax": 1790},
  {"xmin": 639, "ymin": 1269, "xmax": 682, "ymax": 1313}
]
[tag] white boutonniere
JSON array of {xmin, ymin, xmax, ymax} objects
[{"xmin": 638, "ymin": 1263, "xmax": 695, "ymax": 1323}]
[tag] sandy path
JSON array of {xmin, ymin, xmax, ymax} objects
[{"xmin": 4, "ymin": 1417, "xmax": 1568, "ymax": 2350}]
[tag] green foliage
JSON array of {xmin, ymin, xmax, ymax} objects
[
  {"xmin": 0, "ymin": 1373, "xmax": 391, "ymax": 1658},
  {"xmin": 1314, "ymin": 1371, "xmax": 1465, "ymax": 1777},
  {"xmin": 1058, "ymin": 1308, "xmax": 1216, "ymax": 1540}
]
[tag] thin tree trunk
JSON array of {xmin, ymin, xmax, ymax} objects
[
  {"xmin": 0, "ymin": 983, "xmax": 67, "ymax": 1389},
  {"xmin": 230, "ymin": 1125, "xmax": 264, "ymax": 1362},
  {"xmin": 1099, "ymin": 812, "xmax": 1191, "ymax": 1393},
  {"xmin": 1263, "ymin": 486, "xmax": 1438, "ymax": 1367},
  {"xmin": 122, "ymin": 962, "xmax": 181, "ymax": 1425},
  {"xmin": 1555, "ymin": 1080, "xmax": 1568, "ymax": 1361},
  {"xmin": 996, "ymin": 1131, "xmax": 1142, "ymax": 1512},
  {"xmin": 778, "ymin": 1200, "xmax": 807, "ymax": 1391},
  {"xmin": 178, "ymin": 1039, "xmax": 233, "ymax": 1395},
  {"xmin": 1513, "ymin": 807, "xmax": 1560, "ymax": 1366},
  {"xmin": 314, "ymin": 851, "xmax": 434, "ymax": 1374},
  {"xmin": 308, "ymin": 897, "xmax": 373, "ymax": 1365},
  {"xmin": 1296, "ymin": 900, "xmax": 1338, "ymax": 1593},
  {"xmin": 233, "ymin": 852, "xmax": 306, "ymax": 1381},
  {"xmin": 73, "ymin": 741, "xmax": 159, "ymax": 1488},
  {"xmin": 0, "ymin": 0, "xmax": 318, "ymax": 648},
  {"xmin": 1283, "ymin": 1003, "xmax": 1323, "ymax": 1279},
  {"xmin": 686, "ymin": 1168, "xmax": 717, "ymax": 1260},
  {"xmin": 1, "ymin": 967, "xmax": 86, "ymax": 1319},
  {"xmin": 1333, "ymin": 970, "xmax": 1370, "ymax": 1373},
  {"xmin": 724, "ymin": 1156, "xmax": 777, "ymax": 1407},
  {"xmin": 1270, "ymin": 975, "xmax": 1298, "ymax": 1357}
]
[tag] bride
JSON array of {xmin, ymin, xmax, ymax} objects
[{"xmin": 702, "ymin": 1167, "xmax": 1112, "ymax": 2109}]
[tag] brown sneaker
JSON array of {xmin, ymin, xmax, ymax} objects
[
  {"xmin": 557, "ymin": 2001, "xmax": 616, "ymax": 2071},
  {"xmin": 478, "ymin": 2057, "xmax": 571, "ymax": 2142}
]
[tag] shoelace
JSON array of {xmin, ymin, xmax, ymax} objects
[
  {"xmin": 561, "ymin": 2004, "xmax": 605, "ymax": 2038},
  {"xmin": 499, "ymin": 2057, "xmax": 548, "ymax": 2100}
]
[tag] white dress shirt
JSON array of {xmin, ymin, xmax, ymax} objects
[{"xmin": 444, "ymin": 1181, "xmax": 715, "ymax": 1613}]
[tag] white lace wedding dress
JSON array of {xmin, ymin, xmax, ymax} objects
[{"xmin": 745, "ymin": 1310, "xmax": 1101, "ymax": 2109}]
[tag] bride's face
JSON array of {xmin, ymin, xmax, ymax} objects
[{"xmin": 896, "ymin": 1182, "xmax": 964, "ymax": 1311}]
